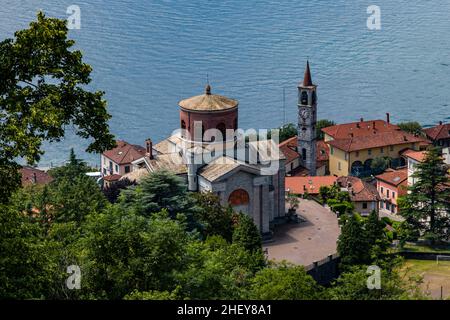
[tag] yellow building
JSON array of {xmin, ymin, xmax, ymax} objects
[{"xmin": 322, "ymin": 118, "xmax": 428, "ymax": 177}]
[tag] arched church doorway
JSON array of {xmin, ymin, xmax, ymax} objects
[{"xmin": 228, "ymin": 189, "xmax": 250, "ymax": 214}]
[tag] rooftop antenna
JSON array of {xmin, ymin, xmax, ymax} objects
[{"xmin": 283, "ymin": 87, "xmax": 286, "ymax": 125}]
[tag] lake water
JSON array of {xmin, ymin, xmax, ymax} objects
[{"xmin": 1, "ymin": 0, "xmax": 450, "ymax": 166}]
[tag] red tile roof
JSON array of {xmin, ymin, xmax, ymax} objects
[
  {"xmin": 423, "ymin": 123, "xmax": 450, "ymax": 141},
  {"xmin": 327, "ymin": 130, "xmax": 425, "ymax": 152},
  {"xmin": 279, "ymin": 136, "xmax": 299, "ymax": 164},
  {"xmin": 20, "ymin": 166, "xmax": 53, "ymax": 186},
  {"xmin": 278, "ymin": 137, "xmax": 329, "ymax": 164},
  {"xmin": 322, "ymin": 119, "xmax": 399, "ymax": 140},
  {"xmin": 337, "ymin": 176, "xmax": 380, "ymax": 202},
  {"xmin": 103, "ymin": 140, "xmax": 146, "ymax": 165},
  {"xmin": 402, "ymin": 149, "xmax": 427, "ymax": 162},
  {"xmin": 376, "ymin": 168, "xmax": 408, "ymax": 187},
  {"xmin": 286, "ymin": 176, "xmax": 338, "ymax": 195},
  {"xmin": 103, "ymin": 174, "xmax": 122, "ymax": 182}
]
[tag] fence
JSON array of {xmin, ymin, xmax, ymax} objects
[
  {"xmin": 397, "ymin": 251, "xmax": 450, "ymax": 261},
  {"xmin": 304, "ymin": 253, "xmax": 340, "ymax": 286}
]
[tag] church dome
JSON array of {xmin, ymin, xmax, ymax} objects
[{"xmin": 179, "ymin": 85, "xmax": 238, "ymax": 112}]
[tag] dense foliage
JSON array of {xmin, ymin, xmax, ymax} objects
[
  {"xmin": 316, "ymin": 119, "xmax": 336, "ymax": 140},
  {"xmin": 399, "ymin": 147, "xmax": 450, "ymax": 243},
  {"xmin": 397, "ymin": 121, "xmax": 424, "ymax": 137},
  {"xmin": 0, "ymin": 13, "xmax": 115, "ymax": 203}
]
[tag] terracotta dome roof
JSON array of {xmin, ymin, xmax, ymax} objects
[{"xmin": 179, "ymin": 85, "xmax": 238, "ymax": 112}]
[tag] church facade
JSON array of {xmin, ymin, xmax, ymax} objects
[{"xmin": 103, "ymin": 62, "xmax": 318, "ymax": 234}]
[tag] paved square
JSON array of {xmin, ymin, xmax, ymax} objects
[{"xmin": 264, "ymin": 199, "xmax": 341, "ymax": 266}]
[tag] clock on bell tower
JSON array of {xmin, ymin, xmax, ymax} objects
[{"xmin": 297, "ymin": 60, "xmax": 317, "ymax": 176}]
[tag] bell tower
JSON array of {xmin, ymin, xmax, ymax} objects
[{"xmin": 297, "ymin": 61, "xmax": 317, "ymax": 176}]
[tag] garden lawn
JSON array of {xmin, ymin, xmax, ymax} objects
[{"xmin": 402, "ymin": 259, "xmax": 450, "ymax": 299}]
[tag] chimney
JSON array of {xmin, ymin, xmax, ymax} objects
[
  {"xmin": 349, "ymin": 133, "xmax": 354, "ymax": 138},
  {"xmin": 403, "ymin": 135, "xmax": 408, "ymax": 141},
  {"xmin": 360, "ymin": 117, "xmax": 364, "ymax": 122},
  {"xmin": 356, "ymin": 123, "xmax": 360, "ymax": 128},
  {"xmin": 145, "ymin": 139, "xmax": 153, "ymax": 159},
  {"xmin": 373, "ymin": 121, "xmax": 376, "ymax": 129},
  {"xmin": 32, "ymin": 172, "xmax": 37, "ymax": 184},
  {"xmin": 439, "ymin": 121, "xmax": 443, "ymax": 125},
  {"xmin": 386, "ymin": 112, "xmax": 390, "ymax": 124}
]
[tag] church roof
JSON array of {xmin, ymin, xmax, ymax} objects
[
  {"xmin": 179, "ymin": 85, "xmax": 238, "ymax": 112},
  {"xmin": 147, "ymin": 153, "xmax": 187, "ymax": 175},
  {"xmin": 121, "ymin": 167, "xmax": 149, "ymax": 183},
  {"xmin": 302, "ymin": 60, "xmax": 313, "ymax": 87},
  {"xmin": 198, "ymin": 156, "xmax": 242, "ymax": 182}
]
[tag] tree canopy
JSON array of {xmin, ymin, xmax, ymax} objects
[
  {"xmin": 399, "ymin": 147, "xmax": 450, "ymax": 243},
  {"xmin": 0, "ymin": 12, "xmax": 115, "ymax": 203}
]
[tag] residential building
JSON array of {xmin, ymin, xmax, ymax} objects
[
  {"xmin": 20, "ymin": 166, "xmax": 53, "ymax": 186},
  {"xmin": 423, "ymin": 121, "xmax": 450, "ymax": 148},
  {"xmin": 376, "ymin": 168, "xmax": 408, "ymax": 216},
  {"xmin": 324, "ymin": 120, "xmax": 426, "ymax": 176},
  {"xmin": 101, "ymin": 140, "xmax": 147, "ymax": 178},
  {"xmin": 336, "ymin": 176, "xmax": 380, "ymax": 216},
  {"xmin": 285, "ymin": 176, "xmax": 337, "ymax": 196},
  {"xmin": 279, "ymin": 136, "xmax": 301, "ymax": 174},
  {"xmin": 443, "ymin": 147, "xmax": 450, "ymax": 165},
  {"xmin": 403, "ymin": 149, "xmax": 427, "ymax": 187}
]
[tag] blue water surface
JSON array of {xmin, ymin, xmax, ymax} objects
[{"xmin": 1, "ymin": 0, "xmax": 449, "ymax": 166}]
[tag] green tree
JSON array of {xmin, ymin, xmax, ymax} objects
[
  {"xmin": 232, "ymin": 213, "xmax": 262, "ymax": 252},
  {"xmin": 247, "ymin": 262, "xmax": 323, "ymax": 300},
  {"xmin": 77, "ymin": 209, "xmax": 189, "ymax": 299},
  {"xmin": 337, "ymin": 214, "xmax": 370, "ymax": 268},
  {"xmin": 48, "ymin": 148, "xmax": 91, "ymax": 180},
  {"xmin": 0, "ymin": 12, "xmax": 115, "ymax": 203},
  {"xmin": 364, "ymin": 210, "xmax": 390, "ymax": 261},
  {"xmin": 371, "ymin": 157, "xmax": 391, "ymax": 175},
  {"xmin": 124, "ymin": 289, "xmax": 180, "ymax": 300},
  {"xmin": 316, "ymin": 119, "xmax": 336, "ymax": 140},
  {"xmin": 49, "ymin": 174, "xmax": 107, "ymax": 224},
  {"xmin": 0, "ymin": 204, "xmax": 65, "ymax": 299},
  {"xmin": 102, "ymin": 178, "xmax": 136, "ymax": 203},
  {"xmin": 176, "ymin": 236, "xmax": 264, "ymax": 299},
  {"xmin": 328, "ymin": 265, "xmax": 426, "ymax": 300},
  {"xmin": 119, "ymin": 170, "xmax": 192, "ymax": 218},
  {"xmin": 277, "ymin": 123, "xmax": 298, "ymax": 142},
  {"xmin": 397, "ymin": 121, "xmax": 423, "ymax": 136},
  {"xmin": 399, "ymin": 147, "xmax": 450, "ymax": 243},
  {"xmin": 192, "ymin": 192, "xmax": 234, "ymax": 241}
]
